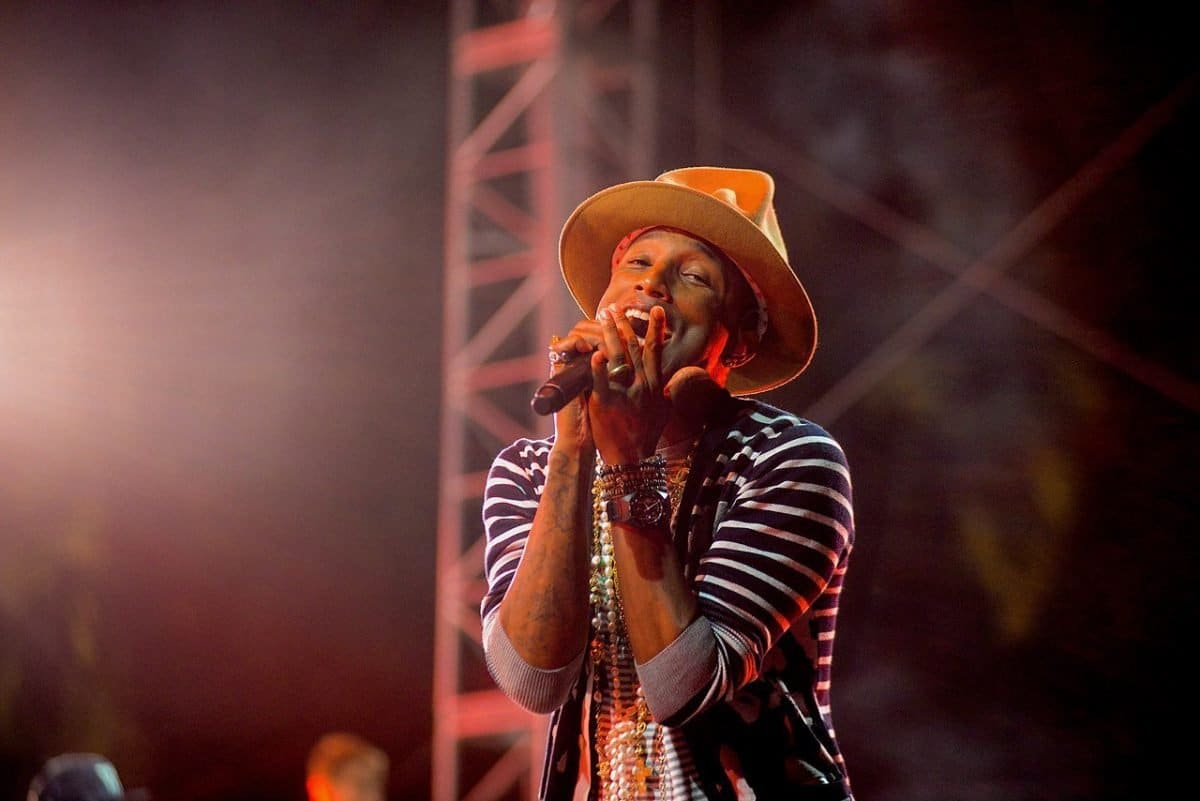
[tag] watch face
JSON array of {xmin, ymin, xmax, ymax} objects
[
  {"xmin": 605, "ymin": 488, "xmax": 669, "ymax": 527},
  {"xmin": 629, "ymin": 489, "xmax": 667, "ymax": 527},
  {"xmin": 624, "ymin": 489, "xmax": 672, "ymax": 525}
]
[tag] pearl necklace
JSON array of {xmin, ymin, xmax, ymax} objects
[{"xmin": 589, "ymin": 448, "xmax": 693, "ymax": 801}]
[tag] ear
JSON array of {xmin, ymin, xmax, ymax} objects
[{"xmin": 720, "ymin": 307, "xmax": 761, "ymax": 368}]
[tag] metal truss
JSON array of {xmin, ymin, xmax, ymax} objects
[
  {"xmin": 434, "ymin": 2, "xmax": 660, "ymax": 799},
  {"xmin": 712, "ymin": 75, "xmax": 1200, "ymax": 423}
]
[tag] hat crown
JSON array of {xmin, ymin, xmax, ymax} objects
[{"xmin": 655, "ymin": 167, "xmax": 788, "ymax": 262}]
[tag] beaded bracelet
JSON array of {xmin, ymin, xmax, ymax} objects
[
  {"xmin": 596, "ymin": 454, "xmax": 667, "ymax": 501},
  {"xmin": 597, "ymin": 453, "xmax": 665, "ymax": 479},
  {"xmin": 597, "ymin": 472, "xmax": 668, "ymax": 501}
]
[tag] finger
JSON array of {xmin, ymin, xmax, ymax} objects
[
  {"xmin": 598, "ymin": 306, "xmax": 629, "ymax": 371},
  {"xmin": 547, "ymin": 343, "xmax": 584, "ymax": 377},
  {"xmin": 559, "ymin": 321, "xmax": 604, "ymax": 357},
  {"xmin": 602, "ymin": 304, "xmax": 645, "ymax": 387},
  {"xmin": 643, "ymin": 305, "xmax": 666, "ymax": 392},
  {"xmin": 606, "ymin": 361, "xmax": 635, "ymax": 387},
  {"xmin": 547, "ymin": 346, "xmax": 575, "ymax": 375},
  {"xmin": 548, "ymin": 321, "xmax": 605, "ymax": 377},
  {"xmin": 607, "ymin": 304, "xmax": 645, "ymax": 380},
  {"xmin": 589, "ymin": 348, "xmax": 613, "ymax": 399}
]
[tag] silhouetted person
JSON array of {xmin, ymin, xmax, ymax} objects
[
  {"xmin": 27, "ymin": 753, "xmax": 149, "ymax": 801},
  {"xmin": 305, "ymin": 732, "xmax": 389, "ymax": 801}
]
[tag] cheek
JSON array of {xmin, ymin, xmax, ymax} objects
[
  {"xmin": 667, "ymin": 324, "xmax": 727, "ymax": 366},
  {"xmin": 595, "ymin": 283, "xmax": 625, "ymax": 315}
]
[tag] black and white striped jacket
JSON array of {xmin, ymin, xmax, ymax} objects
[{"xmin": 481, "ymin": 394, "xmax": 856, "ymax": 800}]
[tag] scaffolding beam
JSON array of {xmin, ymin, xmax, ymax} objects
[{"xmin": 434, "ymin": 2, "xmax": 660, "ymax": 799}]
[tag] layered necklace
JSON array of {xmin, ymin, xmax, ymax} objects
[{"xmin": 589, "ymin": 436, "xmax": 697, "ymax": 801}]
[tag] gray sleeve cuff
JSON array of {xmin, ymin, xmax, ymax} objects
[
  {"xmin": 481, "ymin": 609, "xmax": 584, "ymax": 714},
  {"xmin": 636, "ymin": 616, "xmax": 718, "ymax": 723}
]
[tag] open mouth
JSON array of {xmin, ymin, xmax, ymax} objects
[{"xmin": 624, "ymin": 308, "xmax": 669, "ymax": 345}]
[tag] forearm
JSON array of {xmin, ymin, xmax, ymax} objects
[
  {"xmin": 614, "ymin": 421, "xmax": 856, "ymax": 725},
  {"xmin": 612, "ymin": 522, "xmax": 719, "ymax": 723},
  {"xmin": 497, "ymin": 447, "xmax": 593, "ymax": 668},
  {"xmin": 483, "ymin": 609, "xmax": 585, "ymax": 713},
  {"xmin": 612, "ymin": 521, "xmax": 699, "ymax": 663}
]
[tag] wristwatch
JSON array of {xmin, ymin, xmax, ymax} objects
[{"xmin": 605, "ymin": 487, "xmax": 670, "ymax": 528}]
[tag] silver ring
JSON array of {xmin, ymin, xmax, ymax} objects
[{"xmin": 606, "ymin": 362, "xmax": 634, "ymax": 385}]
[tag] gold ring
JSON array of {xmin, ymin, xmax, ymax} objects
[{"xmin": 606, "ymin": 362, "xmax": 634, "ymax": 384}]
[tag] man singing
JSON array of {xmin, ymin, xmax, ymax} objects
[{"xmin": 481, "ymin": 167, "xmax": 856, "ymax": 800}]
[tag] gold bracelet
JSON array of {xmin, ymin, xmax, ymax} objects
[
  {"xmin": 597, "ymin": 454, "xmax": 666, "ymax": 501},
  {"xmin": 597, "ymin": 453, "xmax": 665, "ymax": 479}
]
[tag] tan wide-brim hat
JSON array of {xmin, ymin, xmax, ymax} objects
[{"xmin": 558, "ymin": 166, "xmax": 817, "ymax": 395}]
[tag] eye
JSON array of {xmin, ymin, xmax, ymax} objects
[
  {"xmin": 682, "ymin": 268, "xmax": 713, "ymax": 286},
  {"xmin": 618, "ymin": 255, "xmax": 651, "ymax": 273}
]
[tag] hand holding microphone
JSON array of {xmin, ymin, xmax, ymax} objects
[
  {"xmin": 531, "ymin": 356, "xmax": 594, "ymax": 415},
  {"xmin": 530, "ymin": 330, "xmax": 638, "ymax": 415}
]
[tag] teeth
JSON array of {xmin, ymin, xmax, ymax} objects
[{"xmin": 624, "ymin": 307, "xmax": 670, "ymax": 343}]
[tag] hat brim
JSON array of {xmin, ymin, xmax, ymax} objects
[{"xmin": 558, "ymin": 180, "xmax": 817, "ymax": 395}]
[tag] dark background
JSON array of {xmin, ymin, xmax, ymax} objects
[{"xmin": 1, "ymin": 2, "xmax": 1197, "ymax": 800}]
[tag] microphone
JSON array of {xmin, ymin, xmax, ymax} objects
[{"xmin": 531, "ymin": 358, "xmax": 593, "ymax": 416}]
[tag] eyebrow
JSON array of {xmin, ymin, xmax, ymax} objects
[{"xmin": 631, "ymin": 232, "xmax": 727, "ymax": 267}]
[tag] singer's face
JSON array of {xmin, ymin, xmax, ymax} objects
[{"xmin": 597, "ymin": 228, "xmax": 755, "ymax": 383}]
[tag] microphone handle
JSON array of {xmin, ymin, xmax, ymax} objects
[{"xmin": 530, "ymin": 358, "xmax": 593, "ymax": 416}]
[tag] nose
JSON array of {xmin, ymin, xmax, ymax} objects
[{"xmin": 636, "ymin": 263, "xmax": 672, "ymax": 301}]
